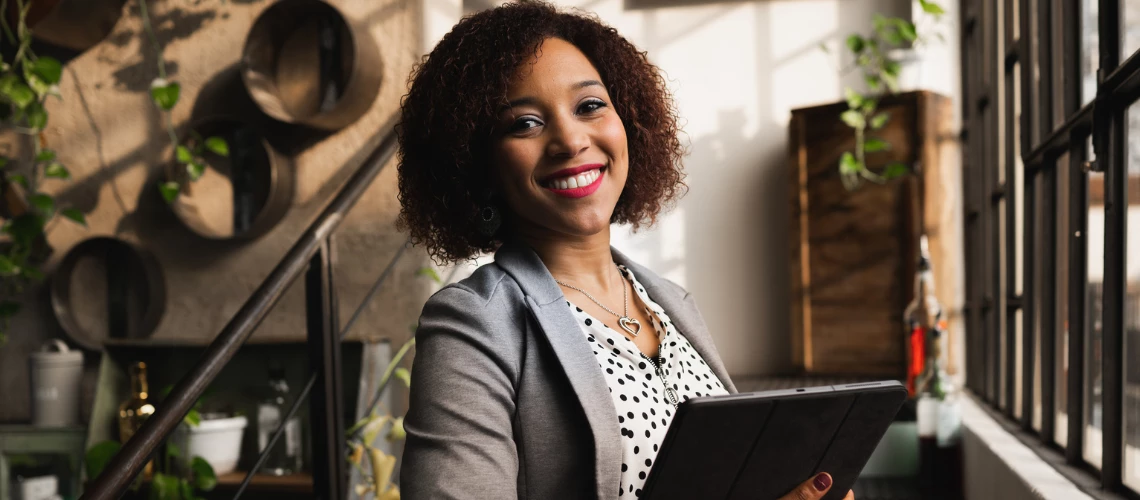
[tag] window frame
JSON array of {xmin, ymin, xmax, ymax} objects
[{"xmin": 962, "ymin": 0, "xmax": 1140, "ymax": 496}]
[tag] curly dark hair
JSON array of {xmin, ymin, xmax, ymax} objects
[{"xmin": 395, "ymin": 0, "xmax": 687, "ymax": 263}]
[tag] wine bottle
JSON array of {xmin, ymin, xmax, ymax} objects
[{"xmin": 118, "ymin": 361, "xmax": 156, "ymax": 476}]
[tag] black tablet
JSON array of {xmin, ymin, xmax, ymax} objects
[{"xmin": 641, "ymin": 380, "xmax": 908, "ymax": 500}]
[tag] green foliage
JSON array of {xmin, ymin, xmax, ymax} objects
[{"xmin": 827, "ymin": 2, "xmax": 945, "ymax": 190}]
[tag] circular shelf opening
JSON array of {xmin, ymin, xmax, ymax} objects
[
  {"xmin": 51, "ymin": 237, "xmax": 165, "ymax": 350},
  {"xmin": 241, "ymin": 0, "xmax": 383, "ymax": 130},
  {"xmin": 168, "ymin": 118, "xmax": 294, "ymax": 240}
]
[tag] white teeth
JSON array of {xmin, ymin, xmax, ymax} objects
[{"xmin": 547, "ymin": 168, "xmax": 601, "ymax": 190}]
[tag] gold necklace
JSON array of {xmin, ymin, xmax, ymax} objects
[{"xmin": 554, "ymin": 266, "xmax": 643, "ymax": 337}]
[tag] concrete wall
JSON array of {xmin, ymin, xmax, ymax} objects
[
  {"xmin": 439, "ymin": 0, "xmax": 965, "ymax": 378},
  {"xmin": 0, "ymin": 0, "xmax": 426, "ymax": 422}
]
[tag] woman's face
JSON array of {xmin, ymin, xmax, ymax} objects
[{"xmin": 491, "ymin": 37, "xmax": 629, "ymax": 241}]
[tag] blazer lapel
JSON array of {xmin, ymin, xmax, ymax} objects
[
  {"xmin": 613, "ymin": 249, "xmax": 739, "ymax": 394},
  {"xmin": 493, "ymin": 243, "xmax": 623, "ymax": 500}
]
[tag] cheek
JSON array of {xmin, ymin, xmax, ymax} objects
[
  {"xmin": 599, "ymin": 114, "xmax": 629, "ymax": 160},
  {"xmin": 493, "ymin": 141, "xmax": 540, "ymax": 189}
]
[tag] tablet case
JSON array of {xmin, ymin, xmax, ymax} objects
[{"xmin": 641, "ymin": 381, "xmax": 908, "ymax": 500}]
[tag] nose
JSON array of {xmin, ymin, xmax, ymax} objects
[{"xmin": 545, "ymin": 116, "xmax": 590, "ymax": 158}]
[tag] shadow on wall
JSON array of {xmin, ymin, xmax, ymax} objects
[{"xmin": 609, "ymin": 0, "xmax": 910, "ymax": 376}]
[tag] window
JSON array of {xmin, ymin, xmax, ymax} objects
[{"xmin": 963, "ymin": 0, "xmax": 1140, "ymax": 494}]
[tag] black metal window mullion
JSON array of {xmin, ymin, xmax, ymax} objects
[
  {"xmin": 1040, "ymin": 158, "xmax": 1058, "ymax": 441},
  {"xmin": 962, "ymin": 0, "xmax": 985, "ymax": 396},
  {"xmin": 1099, "ymin": 103, "xmax": 1126, "ymax": 493},
  {"xmin": 1067, "ymin": 138, "xmax": 1089, "ymax": 465},
  {"xmin": 1022, "ymin": 166, "xmax": 1037, "ymax": 430},
  {"xmin": 992, "ymin": 0, "xmax": 1009, "ymax": 408}
]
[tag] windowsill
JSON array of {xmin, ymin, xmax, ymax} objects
[{"xmin": 961, "ymin": 392, "xmax": 1126, "ymax": 500}]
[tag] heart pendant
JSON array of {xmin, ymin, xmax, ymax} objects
[{"xmin": 618, "ymin": 317, "xmax": 642, "ymax": 337}]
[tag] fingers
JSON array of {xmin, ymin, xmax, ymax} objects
[
  {"xmin": 779, "ymin": 472, "xmax": 833, "ymax": 500},
  {"xmin": 843, "ymin": 489, "xmax": 855, "ymax": 500}
]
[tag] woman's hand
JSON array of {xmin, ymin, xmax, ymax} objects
[{"xmin": 778, "ymin": 473, "xmax": 855, "ymax": 500}]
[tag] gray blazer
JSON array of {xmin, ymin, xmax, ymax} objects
[{"xmin": 401, "ymin": 242, "xmax": 738, "ymax": 500}]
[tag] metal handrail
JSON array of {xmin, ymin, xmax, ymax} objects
[{"xmin": 80, "ymin": 125, "xmax": 400, "ymax": 500}]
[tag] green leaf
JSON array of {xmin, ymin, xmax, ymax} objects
[
  {"xmin": 864, "ymin": 138, "xmax": 890, "ymax": 152},
  {"xmin": 25, "ymin": 102, "xmax": 47, "ymax": 129},
  {"xmin": 159, "ymin": 181, "xmax": 181, "ymax": 203},
  {"xmin": 150, "ymin": 80, "xmax": 181, "ymax": 111},
  {"xmin": 0, "ymin": 74, "xmax": 35, "ymax": 108},
  {"xmin": 29, "ymin": 193, "xmax": 54, "ymax": 216},
  {"xmin": 883, "ymin": 60, "xmax": 902, "ymax": 77},
  {"xmin": 179, "ymin": 479, "xmax": 195, "ymax": 500},
  {"xmin": 184, "ymin": 408, "xmax": 202, "ymax": 427},
  {"xmin": 871, "ymin": 112, "xmax": 891, "ymax": 130},
  {"xmin": 844, "ymin": 88, "xmax": 863, "ymax": 110},
  {"xmin": 840, "ymin": 110, "xmax": 865, "ymax": 128},
  {"xmin": 85, "ymin": 441, "xmax": 122, "ymax": 480},
  {"xmin": 165, "ymin": 441, "xmax": 181, "ymax": 459},
  {"xmin": 23, "ymin": 67, "xmax": 49, "ymax": 97},
  {"xmin": 845, "ymin": 34, "xmax": 866, "ymax": 54},
  {"xmin": 897, "ymin": 20, "xmax": 918, "ymax": 42},
  {"xmin": 919, "ymin": 0, "xmax": 946, "ymax": 15},
  {"xmin": 204, "ymin": 136, "xmax": 229, "ymax": 157},
  {"xmin": 35, "ymin": 149, "xmax": 56, "ymax": 163},
  {"xmin": 865, "ymin": 75, "xmax": 882, "ymax": 92},
  {"xmin": 0, "ymin": 255, "xmax": 20, "ymax": 276},
  {"xmin": 860, "ymin": 97, "xmax": 878, "ymax": 114},
  {"xmin": 45, "ymin": 162, "xmax": 69, "ymax": 179},
  {"xmin": 186, "ymin": 161, "xmax": 206, "ymax": 181},
  {"xmin": 416, "ymin": 266, "xmax": 442, "ymax": 284},
  {"xmin": 30, "ymin": 57, "xmax": 63, "ymax": 85},
  {"xmin": 61, "ymin": 208, "xmax": 86, "ymax": 226},
  {"xmin": 0, "ymin": 301, "xmax": 20, "ymax": 317},
  {"xmin": 191, "ymin": 456, "xmax": 218, "ymax": 491},
  {"xmin": 176, "ymin": 145, "xmax": 193, "ymax": 163},
  {"xmin": 883, "ymin": 162, "xmax": 910, "ymax": 179},
  {"xmin": 394, "ymin": 367, "xmax": 411, "ymax": 388},
  {"xmin": 149, "ymin": 473, "xmax": 181, "ymax": 500},
  {"xmin": 839, "ymin": 152, "xmax": 861, "ymax": 174},
  {"xmin": 387, "ymin": 416, "xmax": 406, "ymax": 441},
  {"xmin": 882, "ymin": 72, "xmax": 900, "ymax": 93},
  {"xmin": 5, "ymin": 214, "xmax": 45, "ymax": 246},
  {"xmin": 22, "ymin": 266, "xmax": 44, "ymax": 281},
  {"xmin": 8, "ymin": 174, "xmax": 27, "ymax": 189}
]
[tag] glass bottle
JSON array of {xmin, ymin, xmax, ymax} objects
[
  {"xmin": 904, "ymin": 235, "xmax": 942, "ymax": 397},
  {"xmin": 916, "ymin": 321, "xmax": 964, "ymax": 499},
  {"xmin": 118, "ymin": 361, "xmax": 156, "ymax": 476},
  {"xmin": 257, "ymin": 366, "xmax": 303, "ymax": 475}
]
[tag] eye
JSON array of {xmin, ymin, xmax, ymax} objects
[
  {"xmin": 578, "ymin": 99, "xmax": 607, "ymax": 114},
  {"xmin": 508, "ymin": 116, "xmax": 543, "ymax": 133}
]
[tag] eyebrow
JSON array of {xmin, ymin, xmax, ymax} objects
[{"xmin": 503, "ymin": 80, "xmax": 605, "ymax": 109}]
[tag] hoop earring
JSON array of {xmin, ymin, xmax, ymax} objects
[{"xmin": 476, "ymin": 203, "xmax": 501, "ymax": 237}]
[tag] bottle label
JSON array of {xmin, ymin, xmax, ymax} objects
[
  {"xmin": 908, "ymin": 325, "xmax": 926, "ymax": 395},
  {"xmin": 937, "ymin": 399, "xmax": 962, "ymax": 447},
  {"xmin": 917, "ymin": 396, "xmax": 939, "ymax": 437}
]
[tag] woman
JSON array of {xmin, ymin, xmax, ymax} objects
[{"xmin": 396, "ymin": 2, "xmax": 855, "ymax": 499}]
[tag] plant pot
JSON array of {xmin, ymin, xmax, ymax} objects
[
  {"xmin": 240, "ymin": 0, "xmax": 383, "ymax": 130},
  {"xmin": 173, "ymin": 416, "xmax": 249, "ymax": 476},
  {"xmin": 166, "ymin": 117, "xmax": 294, "ymax": 240},
  {"xmin": 4, "ymin": 0, "xmax": 127, "ymax": 52}
]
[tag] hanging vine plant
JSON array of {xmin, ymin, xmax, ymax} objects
[
  {"xmin": 0, "ymin": 0, "xmax": 228, "ymax": 345},
  {"xmin": 824, "ymin": 0, "xmax": 946, "ymax": 191}
]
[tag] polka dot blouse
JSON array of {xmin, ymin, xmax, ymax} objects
[{"xmin": 567, "ymin": 265, "xmax": 728, "ymax": 498}]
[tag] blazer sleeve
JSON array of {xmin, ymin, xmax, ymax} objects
[{"xmin": 400, "ymin": 285, "xmax": 521, "ymax": 500}]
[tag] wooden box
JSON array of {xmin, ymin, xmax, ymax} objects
[{"xmin": 788, "ymin": 90, "xmax": 956, "ymax": 377}]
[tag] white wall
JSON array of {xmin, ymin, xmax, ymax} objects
[{"xmin": 424, "ymin": 0, "xmax": 963, "ymax": 378}]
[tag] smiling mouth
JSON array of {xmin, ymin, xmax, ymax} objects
[{"xmin": 541, "ymin": 165, "xmax": 606, "ymax": 198}]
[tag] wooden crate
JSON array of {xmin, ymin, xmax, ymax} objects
[{"xmin": 788, "ymin": 90, "xmax": 955, "ymax": 377}]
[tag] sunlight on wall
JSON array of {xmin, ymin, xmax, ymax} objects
[{"xmin": 422, "ymin": 0, "xmax": 958, "ymax": 377}]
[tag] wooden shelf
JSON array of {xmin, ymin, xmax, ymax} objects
[{"xmin": 214, "ymin": 471, "xmax": 312, "ymax": 491}]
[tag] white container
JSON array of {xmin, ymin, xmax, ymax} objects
[
  {"xmin": 29, "ymin": 340, "xmax": 84, "ymax": 427},
  {"xmin": 174, "ymin": 416, "xmax": 248, "ymax": 475}
]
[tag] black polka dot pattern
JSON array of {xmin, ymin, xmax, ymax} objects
[{"xmin": 568, "ymin": 265, "xmax": 728, "ymax": 497}]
